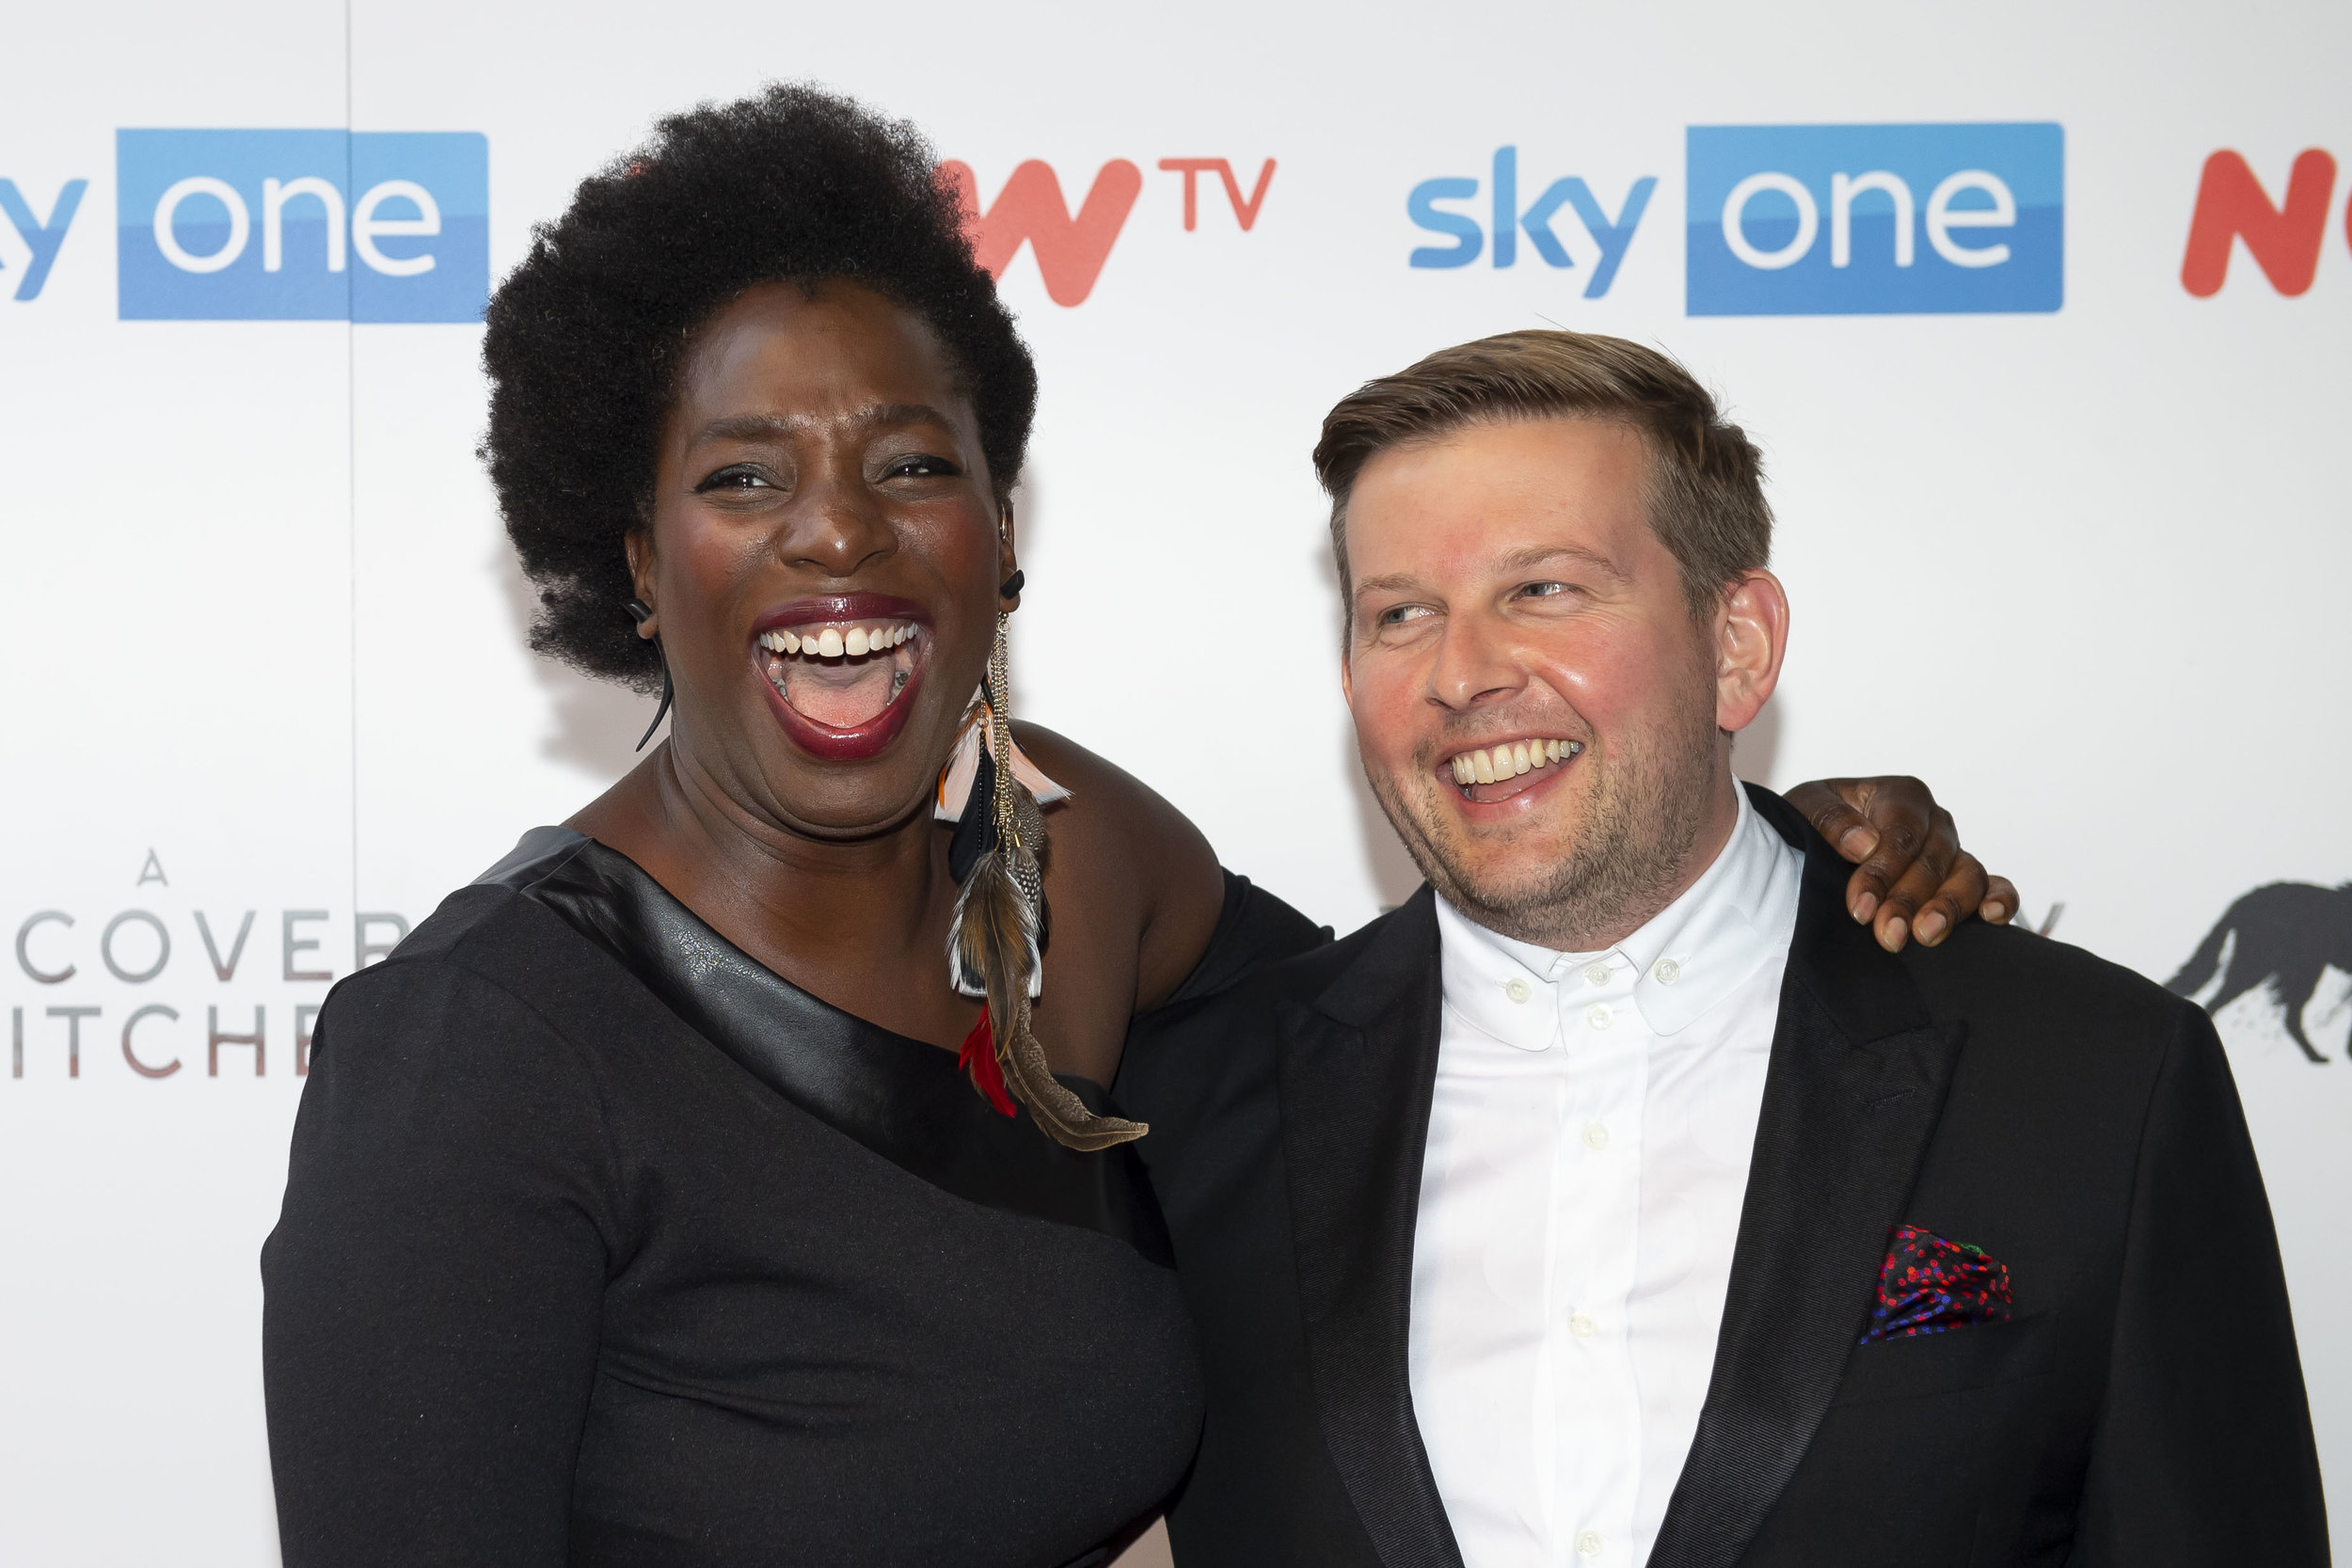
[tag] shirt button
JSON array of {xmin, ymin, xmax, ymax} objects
[
  {"xmin": 1654, "ymin": 957, "xmax": 1682, "ymax": 986},
  {"xmin": 1583, "ymin": 961, "xmax": 1613, "ymax": 987},
  {"xmin": 1503, "ymin": 976, "xmax": 1532, "ymax": 1004},
  {"xmin": 1585, "ymin": 1004, "xmax": 1613, "ymax": 1031},
  {"xmin": 1568, "ymin": 1311, "xmax": 1597, "ymax": 1338},
  {"xmin": 1577, "ymin": 1530, "xmax": 1605, "ymax": 1558},
  {"xmin": 1582, "ymin": 1121, "xmax": 1610, "ymax": 1150}
]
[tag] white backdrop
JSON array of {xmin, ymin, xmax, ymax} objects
[{"xmin": 4, "ymin": 2, "xmax": 2347, "ymax": 1560}]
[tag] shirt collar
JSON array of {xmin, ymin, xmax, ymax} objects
[{"xmin": 1435, "ymin": 782, "xmax": 1804, "ymax": 1050}]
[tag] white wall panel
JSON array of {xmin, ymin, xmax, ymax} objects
[{"xmin": 5, "ymin": 3, "xmax": 2346, "ymax": 1560}]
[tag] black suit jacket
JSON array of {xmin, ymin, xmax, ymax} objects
[{"xmin": 1118, "ymin": 785, "xmax": 2328, "ymax": 1567}]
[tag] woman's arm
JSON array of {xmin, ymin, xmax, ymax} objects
[
  {"xmin": 1011, "ymin": 722, "xmax": 1227, "ymax": 1021},
  {"xmin": 261, "ymin": 956, "xmax": 618, "ymax": 1568},
  {"xmin": 1028, "ymin": 713, "xmax": 2015, "ymax": 1000}
]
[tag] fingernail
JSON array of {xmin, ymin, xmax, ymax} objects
[
  {"xmin": 1982, "ymin": 901, "xmax": 2007, "ymax": 923},
  {"xmin": 1883, "ymin": 916, "xmax": 1909, "ymax": 950},
  {"xmin": 1915, "ymin": 911, "xmax": 1947, "ymax": 944},
  {"xmin": 1840, "ymin": 827, "xmax": 1879, "ymax": 857},
  {"xmin": 1852, "ymin": 891, "xmax": 1879, "ymax": 923}
]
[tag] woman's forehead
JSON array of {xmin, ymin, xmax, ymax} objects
[{"xmin": 679, "ymin": 279, "xmax": 961, "ymax": 405}]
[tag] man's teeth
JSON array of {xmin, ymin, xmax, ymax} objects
[
  {"xmin": 1449, "ymin": 738, "xmax": 1582, "ymax": 786},
  {"xmin": 755, "ymin": 623, "xmax": 918, "ymax": 658}
]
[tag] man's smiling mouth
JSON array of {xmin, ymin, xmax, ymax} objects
[
  {"xmin": 758, "ymin": 618, "xmax": 926, "ymax": 731},
  {"xmin": 1443, "ymin": 736, "xmax": 1584, "ymax": 802}
]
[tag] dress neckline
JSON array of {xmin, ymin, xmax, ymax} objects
[{"xmin": 473, "ymin": 826, "xmax": 1172, "ymax": 1263}]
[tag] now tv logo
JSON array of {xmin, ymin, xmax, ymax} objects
[
  {"xmin": 2180, "ymin": 149, "xmax": 2350, "ymax": 296},
  {"xmin": 118, "ymin": 129, "xmax": 487, "ymax": 321},
  {"xmin": 937, "ymin": 155, "xmax": 1274, "ymax": 307}
]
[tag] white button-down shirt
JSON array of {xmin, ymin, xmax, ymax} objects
[{"xmin": 1410, "ymin": 784, "xmax": 1804, "ymax": 1568}]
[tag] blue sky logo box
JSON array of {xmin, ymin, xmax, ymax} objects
[
  {"xmin": 1687, "ymin": 122, "xmax": 2062, "ymax": 316},
  {"xmin": 118, "ymin": 129, "xmax": 487, "ymax": 322}
]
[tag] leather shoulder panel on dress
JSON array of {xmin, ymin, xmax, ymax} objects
[{"xmin": 474, "ymin": 828, "xmax": 1173, "ymax": 1264}]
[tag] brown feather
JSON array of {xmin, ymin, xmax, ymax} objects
[
  {"xmin": 946, "ymin": 778, "xmax": 1144, "ymax": 1150},
  {"xmin": 944, "ymin": 619, "xmax": 1144, "ymax": 1149}
]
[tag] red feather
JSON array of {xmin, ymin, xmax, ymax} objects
[{"xmin": 959, "ymin": 1006, "xmax": 1017, "ymax": 1117}]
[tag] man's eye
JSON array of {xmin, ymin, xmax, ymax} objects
[
  {"xmin": 1379, "ymin": 604, "xmax": 1433, "ymax": 626},
  {"xmin": 694, "ymin": 465, "xmax": 771, "ymax": 492},
  {"xmin": 1518, "ymin": 580, "xmax": 1567, "ymax": 599},
  {"xmin": 885, "ymin": 453, "xmax": 961, "ymax": 480}
]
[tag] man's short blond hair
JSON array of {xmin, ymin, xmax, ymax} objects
[{"xmin": 1313, "ymin": 329, "xmax": 1773, "ymax": 627}]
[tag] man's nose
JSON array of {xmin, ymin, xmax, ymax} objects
[
  {"xmin": 776, "ymin": 469, "xmax": 895, "ymax": 578},
  {"xmin": 1426, "ymin": 618, "xmax": 1526, "ymax": 710}
]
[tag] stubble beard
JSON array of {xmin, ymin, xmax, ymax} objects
[{"xmin": 1366, "ymin": 683, "xmax": 1724, "ymax": 953}]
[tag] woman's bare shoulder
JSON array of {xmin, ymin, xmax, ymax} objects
[{"xmin": 1013, "ymin": 721, "xmax": 1226, "ymax": 1007}]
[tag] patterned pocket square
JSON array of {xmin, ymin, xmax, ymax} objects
[{"xmin": 1860, "ymin": 1224, "xmax": 2014, "ymax": 1343}]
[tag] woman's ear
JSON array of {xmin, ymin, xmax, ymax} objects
[
  {"xmin": 996, "ymin": 501, "xmax": 1022, "ymax": 611},
  {"xmin": 624, "ymin": 530, "xmax": 660, "ymax": 639}
]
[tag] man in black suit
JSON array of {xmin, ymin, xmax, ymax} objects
[{"xmin": 1118, "ymin": 329, "xmax": 2328, "ymax": 1567}]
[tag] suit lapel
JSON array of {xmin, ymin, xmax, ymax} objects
[
  {"xmin": 1277, "ymin": 887, "xmax": 1465, "ymax": 1568},
  {"xmin": 1649, "ymin": 788, "xmax": 1966, "ymax": 1568}
]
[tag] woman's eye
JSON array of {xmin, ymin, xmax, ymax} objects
[
  {"xmin": 694, "ymin": 465, "xmax": 772, "ymax": 493},
  {"xmin": 884, "ymin": 453, "xmax": 961, "ymax": 480}
]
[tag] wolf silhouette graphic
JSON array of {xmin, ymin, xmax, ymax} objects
[{"xmin": 2168, "ymin": 882, "xmax": 2352, "ymax": 1064}]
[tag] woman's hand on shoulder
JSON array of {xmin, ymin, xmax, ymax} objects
[
  {"xmin": 1786, "ymin": 775, "xmax": 2020, "ymax": 953},
  {"xmin": 1010, "ymin": 722, "xmax": 1228, "ymax": 1011}
]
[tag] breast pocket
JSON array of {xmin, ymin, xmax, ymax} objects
[
  {"xmin": 1763, "ymin": 1320, "xmax": 2074, "ymax": 1568},
  {"xmin": 1831, "ymin": 1313, "xmax": 2058, "ymax": 1406}
]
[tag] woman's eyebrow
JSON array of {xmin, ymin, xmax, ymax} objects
[
  {"xmin": 691, "ymin": 404, "xmax": 959, "ymax": 445},
  {"xmin": 865, "ymin": 402, "xmax": 959, "ymax": 431}
]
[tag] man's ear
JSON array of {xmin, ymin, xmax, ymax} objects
[
  {"xmin": 996, "ymin": 500, "xmax": 1022, "ymax": 611},
  {"xmin": 625, "ymin": 529, "xmax": 659, "ymax": 639},
  {"xmin": 1715, "ymin": 568, "xmax": 1788, "ymax": 732}
]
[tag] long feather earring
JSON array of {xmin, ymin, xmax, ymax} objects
[{"xmin": 946, "ymin": 585, "xmax": 1146, "ymax": 1151}]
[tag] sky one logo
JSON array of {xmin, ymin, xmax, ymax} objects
[
  {"xmin": 118, "ymin": 129, "xmax": 487, "ymax": 321},
  {"xmin": 1687, "ymin": 123, "xmax": 2063, "ymax": 315},
  {"xmin": 1406, "ymin": 149, "xmax": 1658, "ymax": 296},
  {"xmin": 0, "ymin": 179, "xmax": 87, "ymax": 300}
]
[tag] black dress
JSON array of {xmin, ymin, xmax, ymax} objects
[{"xmin": 262, "ymin": 828, "xmax": 1323, "ymax": 1568}]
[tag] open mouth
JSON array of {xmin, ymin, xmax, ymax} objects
[
  {"xmin": 755, "ymin": 595, "xmax": 930, "ymax": 760},
  {"xmin": 1443, "ymin": 736, "xmax": 1584, "ymax": 804}
]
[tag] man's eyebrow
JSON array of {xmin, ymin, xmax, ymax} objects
[
  {"xmin": 1350, "ymin": 572, "xmax": 1424, "ymax": 606},
  {"xmin": 691, "ymin": 404, "xmax": 960, "ymax": 444},
  {"xmin": 1350, "ymin": 545, "xmax": 1625, "ymax": 609},
  {"xmin": 1493, "ymin": 542, "xmax": 1624, "ymax": 578}
]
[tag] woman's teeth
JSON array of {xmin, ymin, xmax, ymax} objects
[
  {"xmin": 756, "ymin": 622, "xmax": 917, "ymax": 658},
  {"xmin": 1449, "ymin": 738, "xmax": 1582, "ymax": 787},
  {"xmin": 758, "ymin": 621, "xmax": 923, "ymax": 728}
]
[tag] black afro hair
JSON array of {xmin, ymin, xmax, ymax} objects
[{"xmin": 482, "ymin": 83, "xmax": 1038, "ymax": 690}]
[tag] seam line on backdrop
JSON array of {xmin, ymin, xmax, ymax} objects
[{"xmin": 346, "ymin": 0, "xmax": 360, "ymax": 938}]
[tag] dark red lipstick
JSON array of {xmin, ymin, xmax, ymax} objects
[
  {"xmin": 754, "ymin": 594, "xmax": 934, "ymax": 763},
  {"xmin": 752, "ymin": 593, "xmax": 930, "ymax": 637}
]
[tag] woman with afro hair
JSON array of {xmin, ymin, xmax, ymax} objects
[{"xmin": 259, "ymin": 83, "xmax": 2010, "ymax": 1566}]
